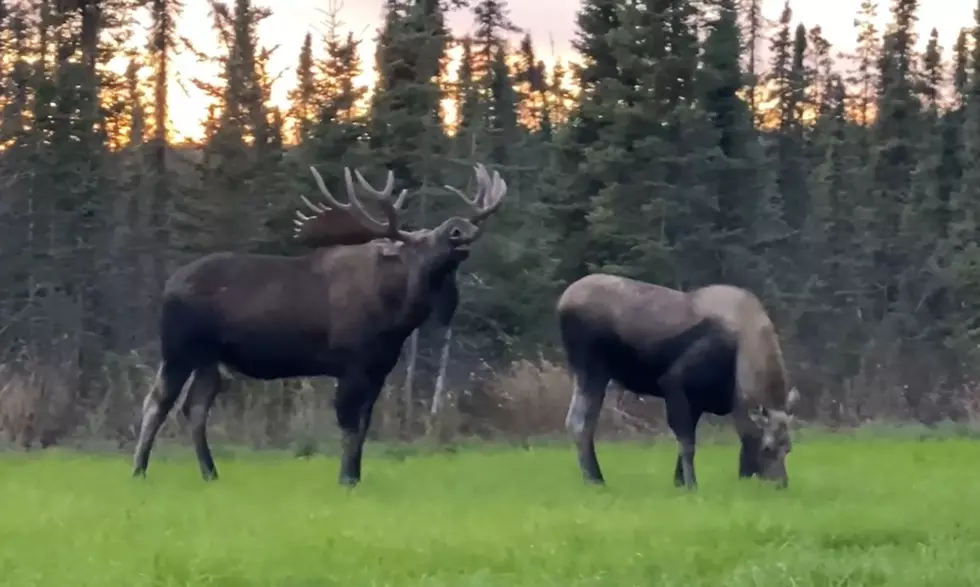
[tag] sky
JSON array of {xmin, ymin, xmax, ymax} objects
[{"xmin": 166, "ymin": 0, "xmax": 977, "ymax": 141}]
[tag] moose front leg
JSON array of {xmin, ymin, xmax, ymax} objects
[
  {"xmin": 333, "ymin": 371, "xmax": 385, "ymax": 487},
  {"xmin": 738, "ymin": 433, "xmax": 760, "ymax": 479},
  {"xmin": 673, "ymin": 407, "xmax": 702, "ymax": 487},
  {"xmin": 662, "ymin": 380, "xmax": 698, "ymax": 490}
]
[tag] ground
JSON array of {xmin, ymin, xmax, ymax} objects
[{"xmin": 1, "ymin": 430, "xmax": 979, "ymax": 586}]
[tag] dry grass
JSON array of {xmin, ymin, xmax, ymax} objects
[
  {"xmin": 2, "ymin": 348, "xmax": 980, "ymax": 454},
  {"xmin": 0, "ymin": 360, "xmax": 74, "ymax": 448}
]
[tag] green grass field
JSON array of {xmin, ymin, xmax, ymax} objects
[{"xmin": 1, "ymin": 433, "xmax": 979, "ymax": 586}]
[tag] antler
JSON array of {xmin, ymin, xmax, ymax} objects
[
  {"xmin": 443, "ymin": 163, "xmax": 508, "ymax": 224},
  {"xmin": 293, "ymin": 166, "xmax": 413, "ymax": 246}
]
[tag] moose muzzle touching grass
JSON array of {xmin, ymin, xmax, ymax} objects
[
  {"xmin": 557, "ymin": 274, "xmax": 800, "ymax": 490},
  {"xmin": 131, "ymin": 162, "xmax": 507, "ymax": 486}
]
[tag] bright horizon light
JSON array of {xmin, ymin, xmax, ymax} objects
[{"xmin": 154, "ymin": 0, "xmax": 974, "ymax": 143}]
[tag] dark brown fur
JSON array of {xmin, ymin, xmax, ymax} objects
[
  {"xmin": 557, "ymin": 273, "xmax": 799, "ymax": 489},
  {"xmin": 131, "ymin": 164, "xmax": 505, "ymax": 486}
]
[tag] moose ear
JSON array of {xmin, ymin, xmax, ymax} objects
[
  {"xmin": 748, "ymin": 405, "xmax": 769, "ymax": 427},
  {"xmin": 786, "ymin": 386, "xmax": 800, "ymax": 411}
]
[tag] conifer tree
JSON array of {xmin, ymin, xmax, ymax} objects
[
  {"xmin": 287, "ymin": 32, "xmax": 316, "ymax": 143},
  {"xmin": 946, "ymin": 1, "xmax": 980, "ymax": 358},
  {"xmin": 870, "ymin": 0, "xmax": 920, "ymax": 323},
  {"xmin": 700, "ymin": 0, "xmax": 786, "ymax": 291}
]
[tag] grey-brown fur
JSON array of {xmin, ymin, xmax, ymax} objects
[
  {"xmin": 131, "ymin": 163, "xmax": 507, "ymax": 486},
  {"xmin": 557, "ymin": 273, "xmax": 800, "ymax": 489}
]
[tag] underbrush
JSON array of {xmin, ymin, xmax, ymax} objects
[{"xmin": 3, "ymin": 350, "xmax": 979, "ymax": 455}]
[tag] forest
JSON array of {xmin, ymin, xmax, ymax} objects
[{"xmin": 1, "ymin": 0, "xmax": 979, "ymax": 449}]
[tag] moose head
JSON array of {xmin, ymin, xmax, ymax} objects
[{"xmin": 747, "ymin": 386, "xmax": 800, "ymax": 488}]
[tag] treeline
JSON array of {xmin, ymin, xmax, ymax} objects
[{"xmin": 1, "ymin": 0, "xmax": 979, "ymax": 446}]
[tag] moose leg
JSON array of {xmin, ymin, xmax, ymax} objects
[
  {"xmin": 738, "ymin": 433, "xmax": 760, "ymax": 479},
  {"xmin": 565, "ymin": 366, "xmax": 610, "ymax": 484},
  {"xmin": 663, "ymin": 387, "xmax": 698, "ymax": 490},
  {"xmin": 132, "ymin": 360, "xmax": 194, "ymax": 478},
  {"xmin": 180, "ymin": 363, "xmax": 223, "ymax": 481},
  {"xmin": 334, "ymin": 372, "xmax": 384, "ymax": 487},
  {"xmin": 673, "ymin": 408, "xmax": 702, "ymax": 487}
]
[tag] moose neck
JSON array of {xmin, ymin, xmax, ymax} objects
[
  {"xmin": 406, "ymin": 239, "xmax": 464, "ymax": 285},
  {"xmin": 392, "ymin": 240, "xmax": 461, "ymax": 325},
  {"xmin": 428, "ymin": 255, "xmax": 463, "ymax": 286}
]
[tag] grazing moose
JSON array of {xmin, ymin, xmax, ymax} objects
[
  {"xmin": 131, "ymin": 162, "xmax": 508, "ymax": 486},
  {"xmin": 557, "ymin": 274, "xmax": 800, "ymax": 490}
]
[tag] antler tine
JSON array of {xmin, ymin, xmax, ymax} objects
[
  {"xmin": 443, "ymin": 184, "xmax": 476, "ymax": 205},
  {"xmin": 342, "ymin": 168, "xmax": 392, "ymax": 230},
  {"xmin": 473, "ymin": 163, "xmax": 493, "ymax": 208},
  {"xmin": 490, "ymin": 171, "xmax": 508, "ymax": 204},
  {"xmin": 444, "ymin": 163, "xmax": 490, "ymax": 209},
  {"xmin": 308, "ymin": 166, "xmax": 353, "ymax": 211},
  {"xmin": 348, "ymin": 168, "xmax": 410, "ymax": 211},
  {"xmin": 392, "ymin": 188, "xmax": 410, "ymax": 210},
  {"xmin": 350, "ymin": 169, "xmax": 409, "ymax": 209},
  {"xmin": 470, "ymin": 167, "xmax": 508, "ymax": 223},
  {"xmin": 352, "ymin": 168, "xmax": 395, "ymax": 200},
  {"xmin": 344, "ymin": 167, "xmax": 406, "ymax": 239},
  {"xmin": 299, "ymin": 194, "xmax": 329, "ymax": 214}
]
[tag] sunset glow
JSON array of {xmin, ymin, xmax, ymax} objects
[{"xmin": 160, "ymin": 0, "xmax": 976, "ymax": 142}]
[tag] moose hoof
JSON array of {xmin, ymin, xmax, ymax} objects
[
  {"xmin": 674, "ymin": 477, "xmax": 697, "ymax": 490},
  {"xmin": 131, "ymin": 468, "xmax": 146, "ymax": 479},
  {"xmin": 338, "ymin": 475, "xmax": 360, "ymax": 488},
  {"xmin": 201, "ymin": 470, "xmax": 219, "ymax": 482}
]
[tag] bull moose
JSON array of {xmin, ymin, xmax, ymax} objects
[
  {"xmin": 557, "ymin": 274, "xmax": 800, "ymax": 489},
  {"xmin": 131, "ymin": 162, "xmax": 508, "ymax": 486}
]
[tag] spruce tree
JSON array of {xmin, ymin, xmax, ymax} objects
[
  {"xmin": 700, "ymin": 0, "xmax": 786, "ymax": 291},
  {"xmin": 487, "ymin": 44, "xmax": 517, "ymax": 163},
  {"xmin": 870, "ymin": 0, "xmax": 921, "ymax": 324},
  {"xmin": 287, "ymin": 32, "xmax": 316, "ymax": 143},
  {"xmin": 551, "ymin": 0, "xmax": 620, "ymax": 283},
  {"xmin": 946, "ymin": 1, "xmax": 980, "ymax": 358}
]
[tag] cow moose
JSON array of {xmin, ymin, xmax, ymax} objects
[
  {"xmin": 131, "ymin": 162, "xmax": 508, "ymax": 486},
  {"xmin": 557, "ymin": 274, "xmax": 800, "ymax": 490}
]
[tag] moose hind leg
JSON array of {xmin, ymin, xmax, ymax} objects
[
  {"xmin": 132, "ymin": 360, "xmax": 194, "ymax": 478},
  {"xmin": 181, "ymin": 363, "xmax": 223, "ymax": 481},
  {"xmin": 565, "ymin": 366, "xmax": 610, "ymax": 484},
  {"xmin": 334, "ymin": 372, "xmax": 385, "ymax": 487}
]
